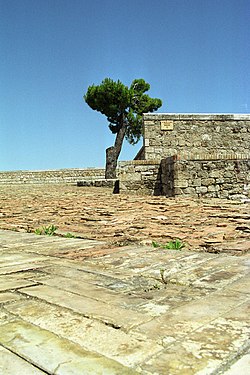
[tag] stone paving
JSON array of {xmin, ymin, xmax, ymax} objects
[
  {"xmin": 0, "ymin": 229, "xmax": 249, "ymax": 374},
  {"xmin": 0, "ymin": 185, "xmax": 250, "ymax": 256}
]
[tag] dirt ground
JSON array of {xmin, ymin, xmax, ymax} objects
[{"xmin": 0, "ymin": 184, "xmax": 249, "ymax": 256}]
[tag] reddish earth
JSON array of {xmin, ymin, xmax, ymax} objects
[{"xmin": 0, "ymin": 184, "xmax": 249, "ymax": 256}]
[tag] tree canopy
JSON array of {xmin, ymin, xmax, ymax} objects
[
  {"xmin": 84, "ymin": 78, "xmax": 162, "ymax": 178},
  {"xmin": 85, "ymin": 78, "xmax": 162, "ymax": 144}
]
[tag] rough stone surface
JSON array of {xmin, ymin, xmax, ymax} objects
[
  {"xmin": 161, "ymin": 156, "xmax": 250, "ymax": 199},
  {"xmin": 0, "ymin": 346, "xmax": 46, "ymax": 374},
  {"xmin": 0, "ymin": 167, "xmax": 105, "ymax": 185},
  {"xmin": 118, "ymin": 160, "xmax": 161, "ymax": 195},
  {"xmin": 1, "ymin": 114, "xmax": 249, "ymax": 199},
  {"xmin": 0, "ymin": 185, "xmax": 250, "ymax": 256},
  {"xmin": 143, "ymin": 113, "xmax": 250, "ymax": 160},
  {"xmin": 117, "ymin": 113, "xmax": 250, "ymax": 197},
  {"xmin": 0, "ymin": 229, "xmax": 249, "ymax": 374}
]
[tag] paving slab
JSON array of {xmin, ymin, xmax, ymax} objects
[
  {"xmin": 0, "ymin": 229, "xmax": 249, "ymax": 374},
  {"xmin": 0, "ymin": 319, "xmax": 137, "ymax": 374},
  {"xmin": 0, "ymin": 345, "xmax": 46, "ymax": 375},
  {"xmin": 4, "ymin": 299, "xmax": 162, "ymax": 367},
  {"xmin": 223, "ymin": 352, "xmax": 250, "ymax": 374},
  {"xmin": 19, "ymin": 284, "xmax": 152, "ymax": 330}
]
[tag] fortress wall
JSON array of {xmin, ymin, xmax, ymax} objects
[
  {"xmin": 161, "ymin": 154, "xmax": 250, "ymax": 200},
  {"xmin": 143, "ymin": 114, "xmax": 250, "ymax": 160},
  {"xmin": 0, "ymin": 168, "xmax": 105, "ymax": 185},
  {"xmin": 1, "ymin": 114, "xmax": 249, "ymax": 200}
]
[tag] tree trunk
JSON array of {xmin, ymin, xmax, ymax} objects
[
  {"xmin": 105, "ymin": 120, "xmax": 126, "ymax": 179},
  {"xmin": 105, "ymin": 146, "xmax": 117, "ymax": 179}
]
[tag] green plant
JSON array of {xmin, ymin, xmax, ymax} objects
[
  {"xmin": 34, "ymin": 228, "xmax": 43, "ymax": 235},
  {"xmin": 34, "ymin": 225, "xmax": 58, "ymax": 236},
  {"xmin": 64, "ymin": 232, "xmax": 76, "ymax": 238},
  {"xmin": 164, "ymin": 239, "xmax": 185, "ymax": 250},
  {"xmin": 152, "ymin": 241, "xmax": 161, "ymax": 248},
  {"xmin": 152, "ymin": 239, "xmax": 185, "ymax": 251}
]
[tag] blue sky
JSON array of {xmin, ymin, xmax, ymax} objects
[{"xmin": 1, "ymin": 0, "xmax": 249, "ymax": 171}]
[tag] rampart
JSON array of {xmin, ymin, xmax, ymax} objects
[
  {"xmin": 1, "ymin": 114, "xmax": 249, "ymax": 200},
  {"xmin": 119, "ymin": 114, "xmax": 250, "ymax": 200},
  {"xmin": 161, "ymin": 154, "xmax": 250, "ymax": 199},
  {"xmin": 0, "ymin": 168, "xmax": 105, "ymax": 185},
  {"xmin": 143, "ymin": 113, "xmax": 250, "ymax": 159}
]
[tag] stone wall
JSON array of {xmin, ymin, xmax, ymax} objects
[
  {"xmin": 118, "ymin": 160, "xmax": 161, "ymax": 195},
  {"xmin": 143, "ymin": 114, "xmax": 250, "ymax": 160},
  {"xmin": 0, "ymin": 168, "xmax": 105, "ymax": 185},
  {"xmin": 161, "ymin": 154, "xmax": 250, "ymax": 200},
  {"xmin": 1, "ymin": 113, "xmax": 249, "ymax": 200}
]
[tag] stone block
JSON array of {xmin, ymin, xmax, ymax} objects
[
  {"xmin": 196, "ymin": 186, "xmax": 208, "ymax": 194},
  {"xmin": 190, "ymin": 178, "xmax": 201, "ymax": 187},
  {"xmin": 207, "ymin": 185, "xmax": 220, "ymax": 192},
  {"xmin": 216, "ymin": 178, "xmax": 225, "ymax": 184},
  {"xmin": 175, "ymin": 180, "xmax": 189, "ymax": 188},
  {"xmin": 201, "ymin": 178, "xmax": 215, "ymax": 186},
  {"xmin": 183, "ymin": 187, "xmax": 196, "ymax": 195},
  {"xmin": 210, "ymin": 170, "xmax": 221, "ymax": 178},
  {"xmin": 174, "ymin": 187, "xmax": 185, "ymax": 195}
]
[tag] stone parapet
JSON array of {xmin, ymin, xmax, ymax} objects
[
  {"xmin": 144, "ymin": 113, "xmax": 250, "ymax": 120},
  {"xmin": 118, "ymin": 160, "xmax": 161, "ymax": 195},
  {"xmin": 174, "ymin": 153, "xmax": 250, "ymax": 161},
  {"xmin": 161, "ymin": 154, "xmax": 250, "ymax": 200},
  {"xmin": 143, "ymin": 113, "xmax": 250, "ymax": 161},
  {"xmin": 0, "ymin": 168, "xmax": 105, "ymax": 185}
]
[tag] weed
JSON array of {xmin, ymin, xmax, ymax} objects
[
  {"xmin": 34, "ymin": 225, "xmax": 57, "ymax": 236},
  {"xmin": 152, "ymin": 239, "xmax": 185, "ymax": 251},
  {"xmin": 64, "ymin": 232, "xmax": 76, "ymax": 238},
  {"xmin": 164, "ymin": 239, "xmax": 185, "ymax": 250},
  {"xmin": 152, "ymin": 241, "xmax": 161, "ymax": 248}
]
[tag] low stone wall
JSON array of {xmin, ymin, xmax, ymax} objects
[
  {"xmin": 1, "ymin": 158, "xmax": 249, "ymax": 200},
  {"xmin": 118, "ymin": 160, "xmax": 161, "ymax": 195},
  {"xmin": 0, "ymin": 168, "xmax": 105, "ymax": 185},
  {"xmin": 161, "ymin": 154, "xmax": 250, "ymax": 200}
]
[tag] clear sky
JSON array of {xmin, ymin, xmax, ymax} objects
[{"xmin": 1, "ymin": 0, "xmax": 249, "ymax": 171}]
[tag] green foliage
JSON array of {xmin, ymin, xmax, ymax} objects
[
  {"xmin": 34, "ymin": 225, "xmax": 57, "ymax": 236},
  {"xmin": 152, "ymin": 241, "xmax": 161, "ymax": 248},
  {"xmin": 84, "ymin": 78, "xmax": 162, "ymax": 145},
  {"xmin": 165, "ymin": 239, "xmax": 185, "ymax": 250},
  {"xmin": 152, "ymin": 239, "xmax": 185, "ymax": 251},
  {"xmin": 64, "ymin": 232, "xmax": 76, "ymax": 238}
]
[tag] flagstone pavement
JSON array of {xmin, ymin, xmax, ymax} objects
[{"xmin": 0, "ymin": 229, "xmax": 249, "ymax": 374}]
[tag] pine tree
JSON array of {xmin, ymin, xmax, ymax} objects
[{"xmin": 84, "ymin": 78, "xmax": 162, "ymax": 178}]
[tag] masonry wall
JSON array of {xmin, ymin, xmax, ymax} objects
[
  {"xmin": 0, "ymin": 168, "xmax": 105, "ymax": 185},
  {"xmin": 161, "ymin": 154, "xmax": 250, "ymax": 200},
  {"xmin": 1, "ymin": 114, "xmax": 249, "ymax": 200},
  {"xmin": 143, "ymin": 114, "xmax": 250, "ymax": 160},
  {"xmin": 118, "ymin": 160, "xmax": 161, "ymax": 195}
]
